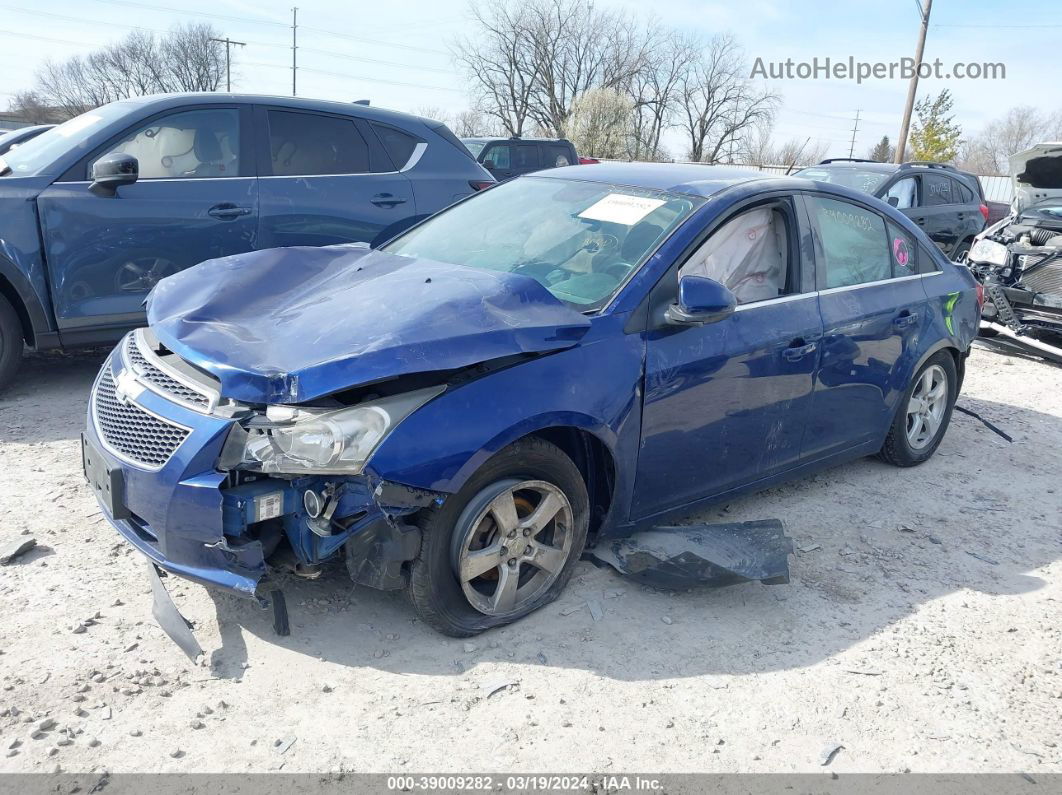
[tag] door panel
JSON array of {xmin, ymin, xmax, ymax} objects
[
  {"xmin": 803, "ymin": 196, "xmax": 930, "ymax": 458},
  {"xmin": 907, "ymin": 173, "xmax": 960, "ymax": 254},
  {"xmin": 256, "ymin": 107, "xmax": 415, "ymax": 248},
  {"xmin": 39, "ymin": 178, "xmax": 259, "ymax": 330},
  {"xmin": 633, "ymin": 296, "xmax": 823, "ymax": 518}
]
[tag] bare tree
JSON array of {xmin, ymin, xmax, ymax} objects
[
  {"xmin": 450, "ymin": 108, "xmax": 496, "ymax": 136},
  {"xmin": 676, "ymin": 34, "xmax": 778, "ymax": 164},
  {"xmin": 959, "ymin": 105, "xmax": 1062, "ymax": 175},
  {"xmin": 455, "ymin": 0, "xmax": 649, "ymax": 137},
  {"xmin": 6, "ymin": 91, "xmax": 64, "ymax": 124},
  {"xmin": 743, "ymin": 124, "xmax": 827, "ymax": 171},
  {"xmin": 32, "ymin": 24, "xmax": 227, "ymax": 119},
  {"xmin": 624, "ymin": 25, "xmax": 698, "ymax": 161},
  {"xmin": 453, "ymin": 2, "xmax": 540, "ymax": 136},
  {"xmin": 412, "ymin": 106, "xmax": 452, "ymax": 124}
]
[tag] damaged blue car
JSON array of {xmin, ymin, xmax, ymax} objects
[{"xmin": 83, "ymin": 162, "xmax": 980, "ymax": 642}]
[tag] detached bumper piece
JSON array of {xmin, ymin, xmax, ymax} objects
[
  {"xmin": 586, "ymin": 519, "xmax": 793, "ymax": 590},
  {"xmin": 147, "ymin": 562, "xmax": 204, "ymax": 662}
]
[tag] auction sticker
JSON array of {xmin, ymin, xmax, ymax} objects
[{"xmin": 579, "ymin": 193, "xmax": 666, "ymax": 225}]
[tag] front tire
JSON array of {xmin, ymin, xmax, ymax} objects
[
  {"xmin": 878, "ymin": 351, "xmax": 957, "ymax": 467},
  {"xmin": 407, "ymin": 437, "xmax": 589, "ymax": 637},
  {"xmin": 0, "ymin": 294, "xmax": 24, "ymax": 393}
]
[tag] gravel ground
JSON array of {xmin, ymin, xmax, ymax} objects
[{"xmin": 0, "ymin": 342, "xmax": 1060, "ymax": 775}]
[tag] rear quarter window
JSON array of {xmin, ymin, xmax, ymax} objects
[{"xmin": 370, "ymin": 123, "xmax": 421, "ymax": 170}]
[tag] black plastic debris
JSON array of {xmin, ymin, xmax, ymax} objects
[{"xmin": 585, "ymin": 519, "xmax": 792, "ymax": 590}]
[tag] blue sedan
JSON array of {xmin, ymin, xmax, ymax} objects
[{"xmin": 83, "ymin": 162, "xmax": 980, "ymax": 641}]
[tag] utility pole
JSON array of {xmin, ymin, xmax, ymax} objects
[
  {"xmin": 895, "ymin": 0, "xmax": 933, "ymax": 163},
  {"xmin": 848, "ymin": 109, "xmax": 861, "ymax": 158},
  {"xmin": 291, "ymin": 7, "xmax": 298, "ymax": 97},
  {"xmin": 209, "ymin": 37, "xmax": 246, "ymax": 92}
]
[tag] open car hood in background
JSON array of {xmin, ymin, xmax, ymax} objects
[
  {"xmin": 146, "ymin": 245, "xmax": 591, "ymax": 404},
  {"xmin": 1010, "ymin": 142, "xmax": 1062, "ymax": 188}
]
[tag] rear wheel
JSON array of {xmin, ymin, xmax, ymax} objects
[
  {"xmin": 878, "ymin": 351, "xmax": 957, "ymax": 467},
  {"xmin": 406, "ymin": 438, "xmax": 589, "ymax": 636},
  {"xmin": 0, "ymin": 294, "xmax": 24, "ymax": 393}
]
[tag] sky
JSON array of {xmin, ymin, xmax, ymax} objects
[{"xmin": 0, "ymin": 0, "xmax": 1056, "ymax": 160}]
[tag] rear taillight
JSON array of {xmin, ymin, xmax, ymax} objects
[
  {"xmin": 979, "ymin": 203, "xmax": 989, "ymax": 221},
  {"xmin": 469, "ymin": 180, "xmax": 495, "ymax": 191},
  {"xmin": 975, "ymin": 282, "xmax": 985, "ymax": 311}
]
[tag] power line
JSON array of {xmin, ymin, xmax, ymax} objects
[
  {"xmin": 85, "ymin": 0, "xmax": 288, "ymax": 27},
  {"xmin": 244, "ymin": 61, "xmax": 463, "ymax": 94},
  {"xmin": 209, "ymin": 36, "xmax": 246, "ymax": 92},
  {"xmin": 299, "ymin": 25, "xmax": 450, "ymax": 57}
]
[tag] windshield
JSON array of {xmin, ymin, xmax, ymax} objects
[
  {"xmin": 462, "ymin": 140, "xmax": 486, "ymax": 157},
  {"xmin": 795, "ymin": 166, "xmax": 891, "ymax": 194},
  {"xmin": 382, "ymin": 176, "xmax": 701, "ymax": 309},
  {"xmin": 0, "ymin": 101, "xmax": 135, "ymax": 177}
]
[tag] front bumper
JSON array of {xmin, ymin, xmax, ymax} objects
[
  {"xmin": 84, "ymin": 337, "xmax": 438, "ymax": 604},
  {"xmin": 84, "ymin": 344, "xmax": 268, "ymax": 598}
]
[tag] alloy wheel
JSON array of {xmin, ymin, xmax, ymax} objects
[
  {"xmin": 906, "ymin": 364, "xmax": 948, "ymax": 450},
  {"xmin": 453, "ymin": 479, "xmax": 573, "ymax": 617}
]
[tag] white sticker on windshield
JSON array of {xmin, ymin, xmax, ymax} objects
[
  {"xmin": 578, "ymin": 193, "xmax": 666, "ymax": 226},
  {"xmin": 56, "ymin": 114, "xmax": 103, "ymax": 138}
]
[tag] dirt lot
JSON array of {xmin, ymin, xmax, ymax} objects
[{"xmin": 0, "ymin": 343, "xmax": 1060, "ymax": 776}]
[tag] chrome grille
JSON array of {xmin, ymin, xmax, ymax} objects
[
  {"xmin": 93, "ymin": 366, "xmax": 190, "ymax": 468},
  {"xmin": 124, "ymin": 334, "xmax": 211, "ymax": 409}
]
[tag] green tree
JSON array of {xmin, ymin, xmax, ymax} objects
[
  {"xmin": 910, "ymin": 90, "xmax": 962, "ymax": 163},
  {"xmin": 868, "ymin": 135, "xmax": 893, "ymax": 162}
]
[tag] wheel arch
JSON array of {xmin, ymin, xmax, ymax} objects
[
  {"xmin": 437, "ymin": 414, "xmax": 620, "ymax": 538},
  {"xmin": 0, "ymin": 255, "xmax": 53, "ymax": 348}
]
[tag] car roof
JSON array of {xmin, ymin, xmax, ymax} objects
[
  {"xmin": 118, "ymin": 92, "xmax": 428, "ymax": 128},
  {"xmin": 461, "ymin": 136, "xmax": 572, "ymax": 144},
  {"xmin": 530, "ymin": 162, "xmax": 781, "ymax": 198},
  {"xmin": 803, "ymin": 162, "xmax": 899, "ymax": 174}
]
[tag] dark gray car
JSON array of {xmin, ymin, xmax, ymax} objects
[{"xmin": 796, "ymin": 159, "xmax": 989, "ymax": 260}]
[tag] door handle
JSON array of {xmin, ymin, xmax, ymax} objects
[
  {"xmin": 782, "ymin": 340, "xmax": 817, "ymax": 362},
  {"xmin": 208, "ymin": 203, "xmax": 251, "ymax": 220},
  {"xmin": 913, "ymin": 217, "xmax": 926, "ymax": 225},
  {"xmin": 370, "ymin": 193, "xmax": 407, "ymax": 208},
  {"xmin": 893, "ymin": 311, "xmax": 919, "ymax": 329}
]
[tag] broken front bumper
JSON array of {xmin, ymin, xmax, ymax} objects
[{"xmin": 83, "ymin": 344, "xmax": 433, "ymax": 605}]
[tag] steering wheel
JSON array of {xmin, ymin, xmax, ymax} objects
[{"xmin": 603, "ymin": 261, "xmax": 635, "ymax": 280}]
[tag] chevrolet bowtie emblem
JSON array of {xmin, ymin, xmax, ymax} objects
[{"xmin": 113, "ymin": 369, "xmax": 145, "ymax": 405}]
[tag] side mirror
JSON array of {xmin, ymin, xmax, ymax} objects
[
  {"xmin": 482, "ymin": 159, "xmax": 495, "ymax": 170},
  {"xmin": 887, "ymin": 195, "xmax": 900, "ymax": 208},
  {"xmin": 90, "ymin": 153, "xmax": 139, "ymax": 197},
  {"xmin": 665, "ymin": 275, "xmax": 736, "ymax": 326}
]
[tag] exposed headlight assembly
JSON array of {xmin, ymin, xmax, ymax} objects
[
  {"xmin": 220, "ymin": 386, "xmax": 443, "ymax": 475},
  {"xmin": 968, "ymin": 238, "xmax": 1010, "ymax": 267}
]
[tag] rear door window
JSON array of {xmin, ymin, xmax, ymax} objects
[
  {"xmin": 514, "ymin": 144, "xmax": 541, "ymax": 171},
  {"xmin": 267, "ymin": 110, "xmax": 370, "ymax": 176},
  {"xmin": 806, "ymin": 196, "xmax": 891, "ymax": 288},
  {"xmin": 955, "ymin": 180, "xmax": 975, "ymax": 203},
  {"xmin": 923, "ymin": 173, "xmax": 955, "ymax": 206}
]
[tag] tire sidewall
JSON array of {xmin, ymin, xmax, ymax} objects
[
  {"xmin": 409, "ymin": 440, "xmax": 589, "ymax": 636},
  {"xmin": 890, "ymin": 351, "xmax": 958, "ymax": 465},
  {"xmin": 0, "ymin": 295, "xmax": 23, "ymax": 393}
]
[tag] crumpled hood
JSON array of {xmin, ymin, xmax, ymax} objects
[
  {"xmin": 1010, "ymin": 142, "xmax": 1062, "ymax": 211},
  {"xmin": 146, "ymin": 245, "xmax": 591, "ymax": 404}
]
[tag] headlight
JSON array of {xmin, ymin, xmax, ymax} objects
[
  {"xmin": 968, "ymin": 238, "xmax": 1010, "ymax": 267},
  {"xmin": 221, "ymin": 386, "xmax": 443, "ymax": 475}
]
